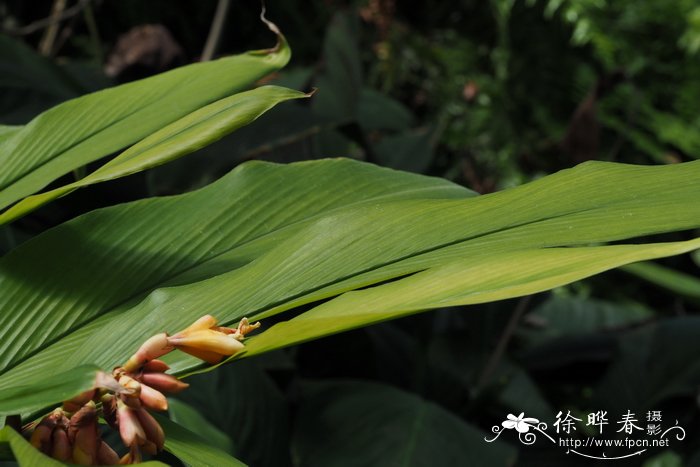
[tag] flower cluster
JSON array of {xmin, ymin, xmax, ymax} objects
[{"xmin": 26, "ymin": 315, "xmax": 259, "ymax": 465}]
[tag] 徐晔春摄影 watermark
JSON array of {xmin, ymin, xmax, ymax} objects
[{"xmin": 484, "ymin": 410, "xmax": 686, "ymax": 460}]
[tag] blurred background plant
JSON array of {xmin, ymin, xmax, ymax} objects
[{"xmin": 1, "ymin": 0, "xmax": 699, "ymax": 465}]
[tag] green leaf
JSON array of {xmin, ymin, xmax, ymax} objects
[
  {"xmin": 0, "ymin": 159, "xmax": 699, "ymax": 414},
  {"xmin": 0, "ymin": 158, "xmax": 468, "ymax": 381},
  {"xmin": 0, "ymin": 365, "xmax": 99, "ymax": 416},
  {"xmin": 622, "ymin": 261, "xmax": 700, "ymax": 301},
  {"xmin": 642, "ymin": 450, "xmax": 684, "ymax": 467},
  {"xmin": 242, "ymin": 238, "xmax": 700, "ymax": 357},
  {"xmin": 168, "ymin": 399, "xmax": 233, "ymax": 454},
  {"xmin": 0, "ymin": 34, "xmax": 290, "ymax": 215},
  {"xmin": 174, "ymin": 359, "xmax": 291, "ymax": 467},
  {"xmin": 0, "ymin": 85, "xmax": 309, "ymax": 225},
  {"xmin": 0, "ymin": 126, "xmax": 21, "ymax": 144},
  {"xmin": 292, "ymin": 380, "xmax": 517, "ymax": 466},
  {"xmin": 373, "ymin": 127, "xmax": 436, "ymax": 173},
  {"xmin": 0, "ymin": 35, "xmax": 83, "ymax": 124},
  {"xmin": 357, "ymin": 87, "xmax": 414, "ymax": 132},
  {"xmin": 518, "ymin": 296, "xmax": 654, "ymax": 347},
  {"xmin": 159, "ymin": 415, "xmax": 246, "ymax": 467},
  {"xmin": 311, "ymin": 12, "xmax": 361, "ymax": 122},
  {"xmin": 593, "ymin": 316, "xmax": 700, "ymax": 411}
]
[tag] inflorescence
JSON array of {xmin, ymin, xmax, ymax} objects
[{"xmin": 25, "ymin": 315, "xmax": 260, "ymax": 465}]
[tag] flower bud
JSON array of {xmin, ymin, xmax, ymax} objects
[
  {"xmin": 31, "ymin": 409, "xmax": 65, "ymax": 454},
  {"xmin": 123, "ymin": 333, "xmax": 173, "ymax": 372},
  {"xmin": 143, "ymin": 359, "xmax": 170, "ymax": 373},
  {"xmin": 175, "ymin": 344, "xmax": 226, "ymax": 364},
  {"xmin": 101, "ymin": 393, "xmax": 118, "ymax": 429},
  {"xmin": 168, "ymin": 330, "xmax": 244, "ymax": 355},
  {"xmin": 117, "ymin": 400, "xmax": 146, "ymax": 448},
  {"xmin": 139, "ymin": 383, "xmax": 168, "ymax": 411},
  {"xmin": 50, "ymin": 427, "xmax": 71, "ymax": 462},
  {"xmin": 141, "ymin": 439, "xmax": 159, "ymax": 456},
  {"xmin": 29, "ymin": 424, "xmax": 53, "ymax": 454},
  {"xmin": 140, "ymin": 372, "xmax": 189, "ymax": 393},
  {"xmin": 97, "ymin": 440, "xmax": 120, "ymax": 465},
  {"xmin": 119, "ymin": 374, "xmax": 142, "ymax": 407},
  {"xmin": 136, "ymin": 408, "xmax": 164, "ymax": 453},
  {"xmin": 69, "ymin": 402, "xmax": 98, "ymax": 465},
  {"xmin": 175, "ymin": 315, "xmax": 218, "ymax": 336}
]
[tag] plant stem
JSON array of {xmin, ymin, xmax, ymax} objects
[
  {"xmin": 39, "ymin": 0, "xmax": 68, "ymax": 56},
  {"xmin": 82, "ymin": 0, "xmax": 103, "ymax": 64},
  {"xmin": 201, "ymin": 0, "xmax": 231, "ymax": 61},
  {"xmin": 475, "ymin": 295, "xmax": 531, "ymax": 392},
  {"xmin": 3, "ymin": 0, "xmax": 91, "ymax": 36}
]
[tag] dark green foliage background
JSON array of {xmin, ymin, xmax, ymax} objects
[{"xmin": 1, "ymin": 0, "xmax": 699, "ymax": 465}]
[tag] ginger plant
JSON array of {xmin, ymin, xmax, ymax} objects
[{"xmin": 25, "ymin": 315, "xmax": 260, "ymax": 465}]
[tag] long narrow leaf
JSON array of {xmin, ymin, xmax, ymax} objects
[
  {"xmin": 0, "ymin": 159, "xmax": 467, "ymax": 376},
  {"xmin": 0, "ymin": 159, "xmax": 698, "ymax": 413},
  {"xmin": 623, "ymin": 261, "xmax": 700, "ymax": 300},
  {"xmin": 242, "ymin": 239, "xmax": 700, "ymax": 357},
  {"xmin": 0, "ymin": 85, "xmax": 309, "ymax": 225},
  {"xmin": 0, "ymin": 33, "xmax": 290, "ymax": 214}
]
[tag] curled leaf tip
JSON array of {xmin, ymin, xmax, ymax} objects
[{"xmin": 260, "ymin": 4, "xmax": 282, "ymax": 39}]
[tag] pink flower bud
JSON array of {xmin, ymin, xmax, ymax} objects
[
  {"xmin": 139, "ymin": 383, "xmax": 168, "ymax": 411},
  {"xmin": 140, "ymin": 372, "xmax": 189, "ymax": 393},
  {"xmin": 143, "ymin": 359, "xmax": 170, "ymax": 373},
  {"xmin": 122, "ymin": 395, "xmax": 142, "ymax": 409},
  {"xmin": 117, "ymin": 400, "xmax": 146, "ymax": 448},
  {"xmin": 96, "ymin": 440, "xmax": 120, "ymax": 465},
  {"xmin": 136, "ymin": 408, "xmax": 164, "ymax": 453},
  {"xmin": 119, "ymin": 374, "xmax": 142, "ymax": 401},
  {"xmin": 123, "ymin": 333, "xmax": 173, "ymax": 372}
]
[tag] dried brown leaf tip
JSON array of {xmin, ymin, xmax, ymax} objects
[{"xmin": 24, "ymin": 315, "xmax": 259, "ymax": 464}]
